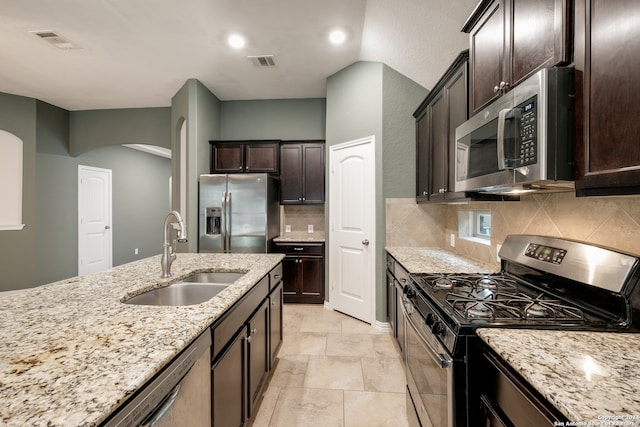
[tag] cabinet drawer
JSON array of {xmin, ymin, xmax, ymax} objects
[
  {"xmin": 273, "ymin": 243, "xmax": 324, "ymax": 256},
  {"xmin": 212, "ymin": 276, "xmax": 269, "ymax": 358},
  {"xmin": 394, "ymin": 262, "xmax": 411, "ymax": 288},
  {"xmin": 269, "ymin": 263, "xmax": 283, "ymax": 289}
]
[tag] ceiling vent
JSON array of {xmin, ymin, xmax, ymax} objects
[
  {"xmin": 30, "ymin": 30, "xmax": 81, "ymax": 50},
  {"xmin": 248, "ymin": 55, "xmax": 276, "ymax": 67}
]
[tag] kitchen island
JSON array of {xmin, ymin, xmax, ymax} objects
[
  {"xmin": 477, "ymin": 328, "xmax": 640, "ymax": 424},
  {"xmin": 0, "ymin": 253, "xmax": 284, "ymax": 427}
]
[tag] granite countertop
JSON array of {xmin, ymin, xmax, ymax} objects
[
  {"xmin": 274, "ymin": 231, "xmax": 325, "ymax": 243},
  {"xmin": 385, "ymin": 246, "xmax": 498, "ymax": 274},
  {"xmin": 0, "ymin": 253, "xmax": 284, "ymax": 427},
  {"xmin": 477, "ymin": 328, "xmax": 640, "ymax": 424}
]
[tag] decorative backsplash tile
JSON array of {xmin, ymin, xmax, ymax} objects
[
  {"xmin": 386, "ymin": 192, "xmax": 640, "ymax": 268},
  {"xmin": 280, "ymin": 205, "xmax": 325, "ymax": 234}
]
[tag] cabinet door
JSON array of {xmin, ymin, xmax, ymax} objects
[
  {"xmin": 416, "ymin": 111, "xmax": 430, "ymax": 201},
  {"xmin": 302, "ymin": 144, "xmax": 325, "ymax": 204},
  {"xmin": 280, "ymin": 144, "xmax": 303, "ymax": 203},
  {"xmin": 212, "ymin": 329, "xmax": 246, "ymax": 427},
  {"xmin": 575, "ymin": 0, "xmax": 640, "ymax": 195},
  {"xmin": 429, "ymin": 92, "xmax": 447, "ymax": 201},
  {"xmin": 395, "ymin": 283, "xmax": 404, "ymax": 355},
  {"xmin": 446, "ymin": 65, "xmax": 468, "ymax": 199},
  {"xmin": 281, "ymin": 256, "xmax": 301, "ymax": 300},
  {"xmin": 269, "ymin": 281, "xmax": 283, "ymax": 367},
  {"xmin": 386, "ymin": 270, "xmax": 396, "ymax": 337},
  {"xmin": 300, "ymin": 256, "xmax": 324, "ymax": 301},
  {"xmin": 510, "ymin": 0, "xmax": 569, "ymax": 86},
  {"xmin": 469, "ymin": 0, "xmax": 504, "ymax": 113},
  {"xmin": 213, "ymin": 144, "xmax": 244, "ymax": 173},
  {"xmin": 245, "ymin": 143, "xmax": 279, "ymax": 173},
  {"xmin": 247, "ymin": 300, "xmax": 269, "ymax": 418}
]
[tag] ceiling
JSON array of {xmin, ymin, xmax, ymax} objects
[{"xmin": 0, "ymin": 0, "xmax": 478, "ymax": 111}]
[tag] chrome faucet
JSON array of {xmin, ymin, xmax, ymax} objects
[{"xmin": 161, "ymin": 210, "xmax": 188, "ymax": 278}]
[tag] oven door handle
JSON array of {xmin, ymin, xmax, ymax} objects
[{"xmin": 403, "ymin": 304, "xmax": 452, "ymax": 369}]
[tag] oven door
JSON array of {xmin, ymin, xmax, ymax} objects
[{"xmin": 403, "ymin": 295, "xmax": 453, "ymax": 427}]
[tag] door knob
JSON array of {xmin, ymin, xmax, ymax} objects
[
  {"xmin": 105, "ymin": 225, "xmax": 111, "ymax": 230},
  {"xmin": 362, "ymin": 239, "xmax": 369, "ymax": 246}
]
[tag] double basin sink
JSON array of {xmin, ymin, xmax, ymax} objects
[{"xmin": 125, "ymin": 272, "xmax": 245, "ymax": 306}]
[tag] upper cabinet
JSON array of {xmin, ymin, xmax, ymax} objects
[
  {"xmin": 574, "ymin": 0, "xmax": 640, "ymax": 196},
  {"xmin": 415, "ymin": 51, "xmax": 469, "ymax": 203},
  {"xmin": 280, "ymin": 142, "xmax": 325, "ymax": 204},
  {"xmin": 210, "ymin": 140, "xmax": 279, "ymax": 173},
  {"xmin": 463, "ymin": 0, "xmax": 571, "ymax": 115}
]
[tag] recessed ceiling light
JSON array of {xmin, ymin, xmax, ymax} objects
[
  {"xmin": 329, "ymin": 29, "xmax": 347, "ymax": 45},
  {"xmin": 227, "ymin": 34, "xmax": 246, "ymax": 49}
]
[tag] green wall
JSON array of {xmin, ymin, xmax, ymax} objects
[
  {"xmin": 220, "ymin": 99, "xmax": 326, "ymax": 140},
  {"xmin": 325, "ymin": 61, "xmax": 427, "ymax": 322},
  {"xmin": 70, "ymin": 107, "xmax": 171, "ymax": 155},
  {"xmin": 0, "ymin": 94, "xmax": 172, "ymax": 292}
]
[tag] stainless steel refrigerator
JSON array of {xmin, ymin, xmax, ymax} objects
[{"xmin": 198, "ymin": 174, "xmax": 280, "ymax": 253}]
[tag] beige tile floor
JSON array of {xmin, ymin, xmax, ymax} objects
[{"xmin": 250, "ymin": 304, "xmax": 409, "ymax": 427}]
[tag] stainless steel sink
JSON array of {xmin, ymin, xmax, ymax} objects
[
  {"xmin": 179, "ymin": 271, "xmax": 245, "ymax": 284},
  {"xmin": 124, "ymin": 271, "xmax": 245, "ymax": 306},
  {"xmin": 125, "ymin": 283, "xmax": 230, "ymax": 306}
]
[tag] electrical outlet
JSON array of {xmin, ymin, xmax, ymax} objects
[
  {"xmin": 134, "ymin": 248, "xmax": 139, "ymax": 255},
  {"xmin": 450, "ymin": 233, "xmax": 455, "ymax": 247},
  {"xmin": 285, "ymin": 225, "xmax": 291, "ymax": 232},
  {"xmin": 308, "ymin": 224, "xmax": 314, "ymax": 233}
]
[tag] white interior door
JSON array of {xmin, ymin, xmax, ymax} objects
[
  {"xmin": 329, "ymin": 136, "xmax": 376, "ymax": 323},
  {"xmin": 78, "ymin": 165, "xmax": 112, "ymax": 276}
]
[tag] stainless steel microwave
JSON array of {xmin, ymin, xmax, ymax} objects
[{"xmin": 454, "ymin": 67, "xmax": 575, "ymax": 194}]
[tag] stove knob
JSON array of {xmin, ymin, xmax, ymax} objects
[
  {"xmin": 405, "ymin": 287, "xmax": 416, "ymax": 299},
  {"xmin": 431, "ymin": 321, "xmax": 445, "ymax": 336},
  {"xmin": 425, "ymin": 313, "xmax": 435, "ymax": 326}
]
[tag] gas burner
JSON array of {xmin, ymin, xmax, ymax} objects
[
  {"xmin": 524, "ymin": 302, "xmax": 550, "ymax": 318},
  {"xmin": 475, "ymin": 275, "xmax": 499, "ymax": 289},
  {"xmin": 465, "ymin": 302, "xmax": 494, "ymax": 318},
  {"xmin": 434, "ymin": 277, "xmax": 454, "ymax": 289}
]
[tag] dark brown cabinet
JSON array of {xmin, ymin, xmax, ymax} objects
[
  {"xmin": 415, "ymin": 51, "xmax": 469, "ymax": 203},
  {"xmin": 469, "ymin": 342, "xmax": 567, "ymax": 427},
  {"xmin": 210, "ymin": 265, "xmax": 283, "ymax": 426},
  {"xmin": 385, "ymin": 252, "xmax": 408, "ymax": 356},
  {"xmin": 280, "ymin": 142, "xmax": 325, "ymax": 204},
  {"xmin": 273, "ymin": 242, "xmax": 324, "ymax": 304},
  {"xmin": 210, "ymin": 140, "xmax": 279, "ymax": 173},
  {"xmin": 247, "ymin": 300, "xmax": 269, "ymax": 419},
  {"xmin": 463, "ymin": 0, "xmax": 571, "ymax": 114},
  {"xmin": 574, "ymin": 0, "xmax": 640, "ymax": 196}
]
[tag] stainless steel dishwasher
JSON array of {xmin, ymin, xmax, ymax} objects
[{"xmin": 104, "ymin": 331, "xmax": 211, "ymax": 427}]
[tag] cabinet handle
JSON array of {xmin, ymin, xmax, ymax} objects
[
  {"xmin": 423, "ymin": 191, "xmax": 428, "ymax": 196},
  {"xmin": 493, "ymin": 85, "xmax": 501, "ymax": 94},
  {"xmin": 293, "ymin": 247, "xmax": 304, "ymax": 251},
  {"xmin": 273, "ymin": 274, "xmax": 281, "ymax": 279},
  {"xmin": 239, "ymin": 166, "xmax": 243, "ymax": 170},
  {"xmin": 251, "ymin": 328, "xmax": 257, "ymax": 335},
  {"xmin": 400, "ymin": 278, "xmax": 407, "ymax": 283},
  {"xmin": 302, "ymin": 197, "xmax": 306, "ymax": 201},
  {"xmin": 272, "ymin": 300, "xmax": 276, "ymax": 306}
]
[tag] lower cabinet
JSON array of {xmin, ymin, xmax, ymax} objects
[
  {"xmin": 247, "ymin": 300, "xmax": 269, "ymax": 419},
  {"xmin": 210, "ymin": 263, "xmax": 283, "ymax": 426},
  {"xmin": 272, "ymin": 242, "xmax": 325, "ymax": 304},
  {"xmin": 386, "ymin": 252, "xmax": 408, "ymax": 356}
]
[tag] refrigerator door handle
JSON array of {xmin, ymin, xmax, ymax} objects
[
  {"xmin": 221, "ymin": 191, "xmax": 228, "ymax": 253},
  {"xmin": 224, "ymin": 191, "xmax": 231, "ymax": 252}
]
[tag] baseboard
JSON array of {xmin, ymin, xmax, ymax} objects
[{"xmin": 375, "ymin": 320, "xmax": 392, "ymax": 332}]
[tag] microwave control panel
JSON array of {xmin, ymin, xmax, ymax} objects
[{"xmin": 517, "ymin": 97, "xmax": 537, "ymax": 167}]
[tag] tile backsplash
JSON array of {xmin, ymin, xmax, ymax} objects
[
  {"xmin": 280, "ymin": 205, "xmax": 325, "ymax": 234},
  {"xmin": 386, "ymin": 192, "xmax": 640, "ymax": 269}
]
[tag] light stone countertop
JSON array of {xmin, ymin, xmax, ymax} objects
[
  {"xmin": 273, "ymin": 231, "xmax": 325, "ymax": 243},
  {"xmin": 0, "ymin": 253, "xmax": 284, "ymax": 427},
  {"xmin": 477, "ymin": 328, "xmax": 640, "ymax": 424},
  {"xmin": 385, "ymin": 246, "xmax": 498, "ymax": 274}
]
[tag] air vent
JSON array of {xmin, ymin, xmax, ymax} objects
[
  {"xmin": 30, "ymin": 30, "xmax": 81, "ymax": 50},
  {"xmin": 248, "ymin": 55, "xmax": 276, "ymax": 67}
]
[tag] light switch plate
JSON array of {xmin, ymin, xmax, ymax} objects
[{"xmin": 308, "ymin": 224, "xmax": 314, "ymax": 233}]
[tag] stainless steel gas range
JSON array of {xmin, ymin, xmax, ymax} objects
[{"xmin": 401, "ymin": 234, "xmax": 640, "ymax": 427}]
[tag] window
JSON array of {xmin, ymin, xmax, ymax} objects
[{"xmin": 458, "ymin": 210, "xmax": 491, "ymax": 244}]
